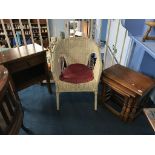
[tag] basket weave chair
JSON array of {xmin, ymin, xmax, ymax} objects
[{"xmin": 51, "ymin": 37, "xmax": 102, "ymax": 110}]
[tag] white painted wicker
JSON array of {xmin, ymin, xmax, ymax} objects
[{"xmin": 51, "ymin": 37, "xmax": 102, "ymax": 110}]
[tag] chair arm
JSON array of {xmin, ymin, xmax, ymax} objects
[
  {"xmin": 93, "ymin": 52, "xmax": 103, "ymax": 83},
  {"xmin": 51, "ymin": 51, "xmax": 62, "ymax": 81}
]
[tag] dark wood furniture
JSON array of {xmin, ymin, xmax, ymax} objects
[
  {"xmin": 0, "ymin": 65, "xmax": 23, "ymax": 134},
  {"xmin": 0, "ymin": 43, "xmax": 51, "ymax": 94},
  {"xmin": 144, "ymin": 108, "xmax": 155, "ymax": 132},
  {"xmin": 102, "ymin": 64, "xmax": 155, "ymax": 122}
]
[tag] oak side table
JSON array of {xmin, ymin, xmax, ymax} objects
[{"xmin": 102, "ymin": 64, "xmax": 155, "ymax": 122}]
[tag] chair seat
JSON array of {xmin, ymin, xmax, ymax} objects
[{"xmin": 60, "ymin": 63, "xmax": 94, "ymax": 84}]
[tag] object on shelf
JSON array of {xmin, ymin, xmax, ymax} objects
[
  {"xmin": 0, "ymin": 19, "xmax": 49, "ymax": 48},
  {"xmin": 143, "ymin": 21, "xmax": 155, "ymax": 42}
]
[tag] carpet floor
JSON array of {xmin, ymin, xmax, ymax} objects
[{"xmin": 19, "ymin": 84, "xmax": 154, "ymax": 135}]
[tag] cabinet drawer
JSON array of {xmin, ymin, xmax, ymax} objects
[{"xmin": 7, "ymin": 54, "xmax": 46, "ymax": 73}]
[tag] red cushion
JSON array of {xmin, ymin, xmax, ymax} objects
[{"xmin": 60, "ymin": 63, "xmax": 94, "ymax": 84}]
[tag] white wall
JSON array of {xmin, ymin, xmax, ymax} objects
[
  {"xmin": 48, "ymin": 19, "xmax": 68, "ymax": 38},
  {"xmin": 94, "ymin": 19, "xmax": 102, "ymax": 44}
]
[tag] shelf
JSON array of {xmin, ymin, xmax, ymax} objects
[
  {"xmin": 31, "ymin": 23, "xmax": 38, "ymax": 24},
  {"xmin": 12, "ymin": 28, "xmax": 30, "ymax": 30},
  {"xmin": 32, "ymin": 32, "xmax": 47, "ymax": 34},
  {"xmin": 0, "ymin": 19, "xmax": 49, "ymax": 48},
  {"xmin": 31, "ymin": 23, "xmax": 46, "ymax": 25}
]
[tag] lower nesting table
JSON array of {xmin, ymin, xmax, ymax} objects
[{"xmin": 102, "ymin": 64, "xmax": 155, "ymax": 122}]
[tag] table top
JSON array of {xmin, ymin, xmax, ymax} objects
[
  {"xmin": 103, "ymin": 64, "xmax": 155, "ymax": 96},
  {"xmin": 0, "ymin": 43, "xmax": 47, "ymax": 64},
  {"xmin": 0, "ymin": 65, "xmax": 8, "ymax": 94},
  {"xmin": 103, "ymin": 76, "xmax": 137, "ymax": 98},
  {"xmin": 144, "ymin": 108, "xmax": 155, "ymax": 132}
]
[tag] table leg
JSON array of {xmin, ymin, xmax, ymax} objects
[
  {"xmin": 123, "ymin": 97, "xmax": 133, "ymax": 122},
  {"xmin": 46, "ymin": 74, "xmax": 52, "ymax": 94},
  {"xmin": 9, "ymin": 76, "xmax": 34, "ymax": 134},
  {"xmin": 44, "ymin": 62, "xmax": 52, "ymax": 94},
  {"xmin": 102, "ymin": 81, "xmax": 107, "ymax": 103},
  {"xmin": 129, "ymin": 97, "xmax": 139, "ymax": 121},
  {"xmin": 120, "ymin": 96, "xmax": 129, "ymax": 120}
]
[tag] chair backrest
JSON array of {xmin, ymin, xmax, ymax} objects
[
  {"xmin": 52, "ymin": 37, "xmax": 102, "ymax": 80},
  {"xmin": 53, "ymin": 37, "xmax": 100, "ymax": 65},
  {"xmin": 0, "ymin": 65, "xmax": 23, "ymax": 135}
]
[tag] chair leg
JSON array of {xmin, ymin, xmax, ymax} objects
[
  {"xmin": 94, "ymin": 91, "xmax": 97, "ymax": 111},
  {"xmin": 56, "ymin": 92, "xmax": 60, "ymax": 110}
]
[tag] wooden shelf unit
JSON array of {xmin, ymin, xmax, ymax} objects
[{"xmin": 0, "ymin": 19, "xmax": 49, "ymax": 48}]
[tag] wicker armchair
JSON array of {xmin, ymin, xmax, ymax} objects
[{"xmin": 52, "ymin": 37, "xmax": 102, "ymax": 110}]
